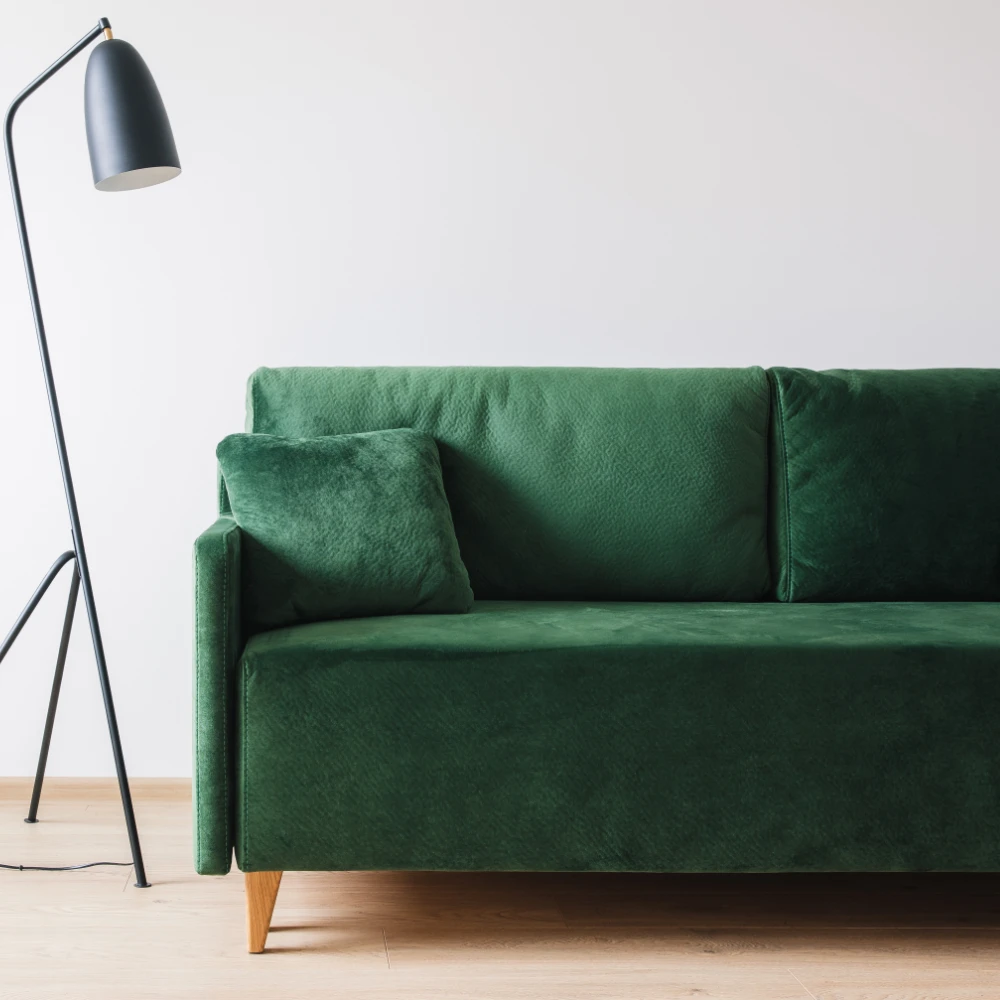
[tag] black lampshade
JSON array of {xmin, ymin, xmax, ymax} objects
[{"xmin": 84, "ymin": 39, "xmax": 180, "ymax": 192}]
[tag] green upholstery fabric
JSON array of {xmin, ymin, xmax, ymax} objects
[
  {"xmin": 244, "ymin": 367, "xmax": 772, "ymax": 601},
  {"xmin": 770, "ymin": 368, "xmax": 1000, "ymax": 602},
  {"xmin": 193, "ymin": 516, "xmax": 242, "ymax": 876},
  {"xmin": 195, "ymin": 366, "xmax": 1000, "ymax": 880},
  {"xmin": 235, "ymin": 600, "xmax": 1000, "ymax": 873},
  {"xmin": 217, "ymin": 430, "xmax": 473, "ymax": 631}
]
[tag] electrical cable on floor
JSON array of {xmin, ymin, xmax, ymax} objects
[{"xmin": 0, "ymin": 861, "xmax": 132, "ymax": 872}]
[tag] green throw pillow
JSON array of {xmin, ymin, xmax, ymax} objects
[{"xmin": 216, "ymin": 429, "xmax": 474, "ymax": 630}]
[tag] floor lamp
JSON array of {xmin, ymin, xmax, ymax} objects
[{"xmin": 0, "ymin": 17, "xmax": 181, "ymax": 888}]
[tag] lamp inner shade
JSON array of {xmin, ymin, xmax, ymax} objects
[
  {"xmin": 84, "ymin": 39, "xmax": 180, "ymax": 192},
  {"xmin": 96, "ymin": 165, "xmax": 181, "ymax": 193}
]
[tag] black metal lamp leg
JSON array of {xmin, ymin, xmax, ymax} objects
[
  {"xmin": 24, "ymin": 564, "xmax": 80, "ymax": 824},
  {"xmin": 78, "ymin": 565, "xmax": 150, "ymax": 888},
  {"xmin": 0, "ymin": 552, "xmax": 149, "ymax": 886},
  {"xmin": 0, "ymin": 552, "xmax": 76, "ymax": 666}
]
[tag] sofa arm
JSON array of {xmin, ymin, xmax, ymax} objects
[{"xmin": 193, "ymin": 516, "xmax": 242, "ymax": 875}]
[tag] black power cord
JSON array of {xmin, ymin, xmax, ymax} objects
[{"xmin": 1, "ymin": 861, "xmax": 132, "ymax": 872}]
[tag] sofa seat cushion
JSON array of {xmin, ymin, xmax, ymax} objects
[{"xmin": 236, "ymin": 601, "xmax": 1000, "ymax": 874}]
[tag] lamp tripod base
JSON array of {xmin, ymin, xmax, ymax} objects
[{"xmin": 0, "ymin": 550, "xmax": 149, "ymax": 888}]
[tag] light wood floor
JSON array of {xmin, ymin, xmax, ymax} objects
[{"xmin": 0, "ymin": 780, "xmax": 997, "ymax": 999}]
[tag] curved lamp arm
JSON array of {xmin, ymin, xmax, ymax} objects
[
  {"xmin": 5, "ymin": 19, "xmax": 109, "ymax": 128},
  {"xmin": 3, "ymin": 18, "xmax": 110, "ymax": 564}
]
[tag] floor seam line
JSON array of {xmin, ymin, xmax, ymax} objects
[{"xmin": 787, "ymin": 968, "xmax": 819, "ymax": 1000}]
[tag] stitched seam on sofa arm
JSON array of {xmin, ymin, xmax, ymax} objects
[
  {"xmin": 243, "ymin": 655, "xmax": 250, "ymax": 871},
  {"xmin": 193, "ymin": 537, "xmax": 200, "ymax": 870},
  {"xmin": 223, "ymin": 525, "xmax": 233, "ymax": 870},
  {"xmin": 222, "ymin": 518, "xmax": 240, "ymax": 873},
  {"xmin": 193, "ymin": 516, "xmax": 242, "ymax": 875}
]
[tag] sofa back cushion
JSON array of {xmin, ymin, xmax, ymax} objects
[
  {"xmin": 242, "ymin": 366, "xmax": 771, "ymax": 601},
  {"xmin": 769, "ymin": 367, "xmax": 1000, "ymax": 601}
]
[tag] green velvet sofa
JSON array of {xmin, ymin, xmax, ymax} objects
[{"xmin": 194, "ymin": 365, "xmax": 1000, "ymax": 952}]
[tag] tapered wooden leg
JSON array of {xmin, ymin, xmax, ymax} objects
[{"xmin": 245, "ymin": 870, "xmax": 282, "ymax": 953}]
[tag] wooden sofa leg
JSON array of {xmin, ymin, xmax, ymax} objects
[{"xmin": 245, "ymin": 871, "xmax": 282, "ymax": 953}]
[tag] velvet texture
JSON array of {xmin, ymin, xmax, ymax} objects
[
  {"xmin": 243, "ymin": 367, "xmax": 772, "ymax": 601},
  {"xmin": 194, "ymin": 365, "xmax": 1000, "ymax": 879},
  {"xmin": 770, "ymin": 367, "xmax": 1000, "ymax": 601},
  {"xmin": 235, "ymin": 601, "xmax": 1000, "ymax": 873},
  {"xmin": 193, "ymin": 516, "xmax": 242, "ymax": 875},
  {"xmin": 217, "ymin": 429, "xmax": 473, "ymax": 631}
]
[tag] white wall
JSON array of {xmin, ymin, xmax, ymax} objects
[{"xmin": 0, "ymin": 0, "xmax": 998, "ymax": 776}]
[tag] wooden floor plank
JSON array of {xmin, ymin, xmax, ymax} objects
[{"xmin": 0, "ymin": 779, "xmax": 996, "ymax": 999}]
